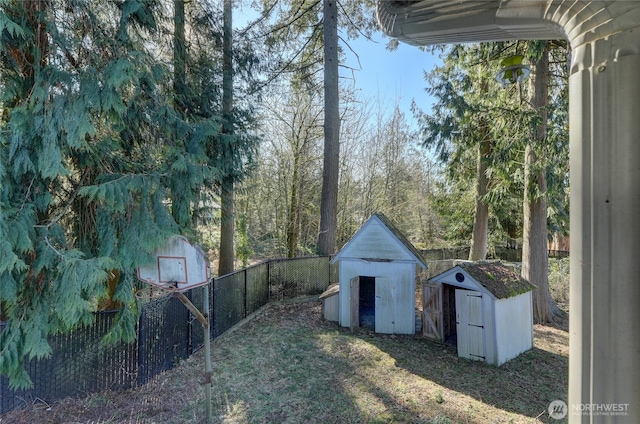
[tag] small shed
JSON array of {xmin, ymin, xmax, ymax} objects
[
  {"xmin": 426, "ymin": 261, "xmax": 535, "ymax": 366},
  {"xmin": 319, "ymin": 284, "xmax": 340, "ymax": 322},
  {"xmin": 329, "ymin": 213, "xmax": 427, "ymax": 334}
]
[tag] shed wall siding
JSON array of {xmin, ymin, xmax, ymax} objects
[
  {"xmin": 494, "ymin": 292, "xmax": 534, "ymax": 365},
  {"xmin": 339, "ymin": 222, "xmax": 415, "ymax": 262},
  {"xmin": 322, "ymin": 293, "xmax": 340, "ymax": 322},
  {"xmin": 338, "ymin": 260, "xmax": 415, "ymax": 334},
  {"xmin": 482, "ymin": 294, "xmax": 497, "ymax": 365},
  {"xmin": 434, "ymin": 269, "xmax": 490, "ymax": 294}
]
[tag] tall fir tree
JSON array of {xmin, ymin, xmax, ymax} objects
[
  {"xmin": 246, "ymin": 0, "xmax": 378, "ymax": 255},
  {"xmin": 415, "ymin": 41, "xmax": 569, "ymax": 321},
  {"xmin": 317, "ymin": 0, "xmax": 339, "ymax": 255},
  {"xmin": 218, "ymin": 0, "xmax": 235, "ymax": 276},
  {"xmin": 0, "ymin": 0, "xmax": 259, "ymax": 388}
]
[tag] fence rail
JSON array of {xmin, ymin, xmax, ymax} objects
[{"xmin": 1, "ymin": 256, "xmax": 335, "ymax": 415}]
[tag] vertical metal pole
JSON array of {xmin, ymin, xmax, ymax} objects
[
  {"xmin": 137, "ymin": 307, "xmax": 145, "ymax": 386},
  {"xmin": 267, "ymin": 260, "xmax": 271, "ymax": 302},
  {"xmin": 203, "ymin": 286, "xmax": 213, "ymax": 423},
  {"xmin": 243, "ymin": 268, "xmax": 247, "ymax": 318},
  {"xmin": 175, "ymin": 290, "xmax": 212, "ymax": 423}
]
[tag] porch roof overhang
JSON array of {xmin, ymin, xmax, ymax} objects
[{"xmin": 376, "ymin": 0, "xmax": 566, "ymax": 46}]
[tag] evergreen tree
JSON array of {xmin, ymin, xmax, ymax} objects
[
  {"xmin": 0, "ymin": 0, "xmax": 259, "ymax": 388},
  {"xmin": 414, "ymin": 41, "xmax": 569, "ymax": 321},
  {"xmin": 414, "ymin": 44, "xmax": 513, "ymax": 249},
  {"xmin": 317, "ymin": 0, "xmax": 339, "ymax": 255},
  {"xmin": 218, "ymin": 0, "xmax": 234, "ymax": 276}
]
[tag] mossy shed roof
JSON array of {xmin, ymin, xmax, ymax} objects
[{"xmin": 432, "ymin": 261, "xmax": 536, "ymax": 299}]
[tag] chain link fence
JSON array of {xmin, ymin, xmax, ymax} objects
[
  {"xmin": 1, "ymin": 256, "xmax": 335, "ymax": 415},
  {"xmin": 0, "ymin": 311, "xmax": 138, "ymax": 414},
  {"xmin": 421, "ymin": 247, "xmax": 569, "ymax": 262}
]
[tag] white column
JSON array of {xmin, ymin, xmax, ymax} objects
[{"xmin": 568, "ymin": 30, "xmax": 640, "ymax": 422}]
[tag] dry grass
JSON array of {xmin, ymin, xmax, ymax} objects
[{"xmin": 1, "ymin": 299, "xmax": 568, "ymax": 424}]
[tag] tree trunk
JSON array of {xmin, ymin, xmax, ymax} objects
[
  {"xmin": 219, "ymin": 177, "xmax": 235, "ymax": 275},
  {"xmin": 173, "ymin": 0, "xmax": 186, "ymax": 109},
  {"xmin": 522, "ymin": 143, "xmax": 551, "ymax": 322},
  {"xmin": 218, "ymin": 0, "xmax": 235, "ymax": 276},
  {"xmin": 317, "ymin": 0, "xmax": 340, "ymax": 255},
  {"xmin": 286, "ymin": 151, "xmax": 301, "ymax": 258},
  {"xmin": 171, "ymin": 0, "xmax": 191, "ymax": 228},
  {"xmin": 521, "ymin": 42, "xmax": 556, "ymax": 323},
  {"xmin": 468, "ymin": 115, "xmax": 490, "ymax": 261}
]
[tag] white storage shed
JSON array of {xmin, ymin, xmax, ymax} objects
[
  {"xmin": 330, "ymin": 213, "xmax": 427, "ymax": 334},
  {"xmin": 319, "ymin": 284, "xmax": 340, "ymax": 323},
  {"xmin": 426, "ymin": 262, "xmax": 535, "ymax": 366}
]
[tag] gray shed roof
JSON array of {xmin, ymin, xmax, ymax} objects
[
  {"xmin": 373, "ymin": 213, "xmax": 426, "ymax": 265},
  {"xmin": 330, "ymin": 213, "xmax": 427, "ymax": 268}
]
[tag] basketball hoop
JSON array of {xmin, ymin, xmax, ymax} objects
[
  {"xmin": 136, "ymin": 234, "xmax": 214, "ymax": 423},
  {"xmin": 135, "ymin": 283, "xmax": 178, "ymax": 302},
  {"xmin": 137, "ymin": 235, "xmax": 210, "ymax": 293}
]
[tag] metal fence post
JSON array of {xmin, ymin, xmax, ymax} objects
[
  {"xmin": 210, "ymin": 278, "xmax": 215, "ymax": 339},
  {"xmin": 244, "ymin": 268, "xmax": 248, "ymax": 319},
  {"xmin": 267, "ymin": 259, "xmax": 271, "ymax": 301},
  {"xmin": 137, "ymin": 305, "xmax": 145, "ymax": 386}
]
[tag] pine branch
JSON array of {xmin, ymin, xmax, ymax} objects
[
  {"xmin": 247, "ymin": 23, "xmax": 323, "ymax": 95},
  {"xmin": 336, "ymin": 0, "xmax": 374, "ymax": 42},
  {"xmin": 254, "ymin": 0, "xmax": 321, "ymax": 39},
  {"xmin": 237, "ymin": 0, "xmax": 279, "ymax": 37}
]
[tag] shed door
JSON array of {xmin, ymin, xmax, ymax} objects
[
  {"xmin": 375, "ymin": 277, "xmax": 395, "ymax": 334},
  {"xmin": 350, "ymin": 276, "xmax": 359, "ymax": 331},
  {"xmin": 455, "ymin": 290, "xmax": 486, "ymax": 361},
  {"xmin": 422, "ymin": 283, "xmax": 443, "ymax": 341}
]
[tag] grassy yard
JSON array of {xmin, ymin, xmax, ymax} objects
[{"xmin": 2, "ymin": 299, "xmax": 568, "ymax": 424}]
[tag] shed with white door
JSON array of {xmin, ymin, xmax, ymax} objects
[
  {"xmin": 329, "ymin": 213, "xmax": 427, "ymax": 334},
  {"xmin": 425, "ymin": 262, "xmax": 535, "ymax": 366}
]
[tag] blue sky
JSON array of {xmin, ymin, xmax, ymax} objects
[
  {"xmin": 233, "ymin": 5, "xmax": 442, "ymax": 127},
  {"xmin": 342, "ymin": 32, "xmax": 441, "ymax": 126}
]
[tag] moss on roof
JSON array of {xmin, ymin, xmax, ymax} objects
[{"xmin": 458, "ymin": 261, "xmax": 536, "ymax": 299}]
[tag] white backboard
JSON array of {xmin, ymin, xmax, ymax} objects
[{"xmin": 137, "ymin": 235, "xmax": 210, "ymax": 292}]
